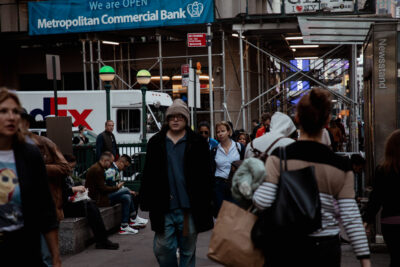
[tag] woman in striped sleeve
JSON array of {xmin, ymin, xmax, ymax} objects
[{"xmin": 253, "ymin": 88, "xmax": 371, "ymax": 267}]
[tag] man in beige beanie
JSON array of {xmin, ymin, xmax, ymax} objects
[{"xmin": 140, "ymin": 99, "xmax": 214, "ymax": 267}]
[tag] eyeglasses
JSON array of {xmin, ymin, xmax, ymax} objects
[
  {"xmin": 168, "ymin": 114, "xmax": 185, "ymax": 121},
  {"xmin": 200, "ymin": 131, "xmax": 209, "ymax": 134}
]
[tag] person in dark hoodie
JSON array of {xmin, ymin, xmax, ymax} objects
[{"xmin": 140, "ymin": 99, "xmax": 213, "ymax": 267}]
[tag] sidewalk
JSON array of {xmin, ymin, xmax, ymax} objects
[{"xmin": 62, "ymin": 213, "xmax": 390, "ymax": 267}]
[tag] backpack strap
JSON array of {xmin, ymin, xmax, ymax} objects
[
  {"xmin": 264, "ymin": 136, "xmax": 286, "ymax": 155},
  {"xmin": 250, "ymin": 141, "xmax": 263, "ymax": 157}
]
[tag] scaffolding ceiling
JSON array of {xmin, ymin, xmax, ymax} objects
[{"xmin": 298, "ymin": 16, "xmax": 398, "ymax": 45}]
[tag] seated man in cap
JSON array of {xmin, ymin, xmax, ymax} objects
[{"xmin": 105, "ymin": 153, "xmax": 148, "ymax": 231}]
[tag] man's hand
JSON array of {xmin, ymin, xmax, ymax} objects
[
  {"xmin": 117, "ymin": 182, "xmax": 125, "ymax": 189},
  {"xmin": 72, "ymin": 186, "xmax": 86, "ymax": 193},
  {"xmin": 129, "ymin": 190, "xmax": 138, "ymax": 196}
]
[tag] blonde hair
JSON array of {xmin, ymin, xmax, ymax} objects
[
  {"xmin": 0, "ymin": 88, "xmax": 25, "ymax": 143},
  {"xmin": 215, "ymin": 121, "xmax": 232, "ymax": 137}
]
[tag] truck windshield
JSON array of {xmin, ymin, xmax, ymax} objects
[{"xmin": 147, "ymin": 105, "xmax": 168, "ymax": 133}]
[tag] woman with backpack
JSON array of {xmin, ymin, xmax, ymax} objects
[
  {"xmin": 252, "ymin": 88, "xmax": 371, "ymax": 267},
  {"xmin": 211, "ymin": 121, "xmax": 244, "ymax": 216}
]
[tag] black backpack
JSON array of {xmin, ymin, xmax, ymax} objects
[{"xmin": 251, "ymin": 147, "xmax": 322, "ymax": 248}]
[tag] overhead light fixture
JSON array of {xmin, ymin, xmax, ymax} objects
[
  {"xmin": 102, "ymin": 40, "xmax": 120, "ymax": 45},
  {"xmin": 285, "ymin": 36, "xmax": 303, "ymax": 40},
  {"xmin": 292, "ymin": 49, "xmax": 296, "ymax": 52},
  {"xmin": 295, "ymin": 57, "xmax": 319, "ymax": 60},
  {"xmin": 232, "ymin": 33, "xmax": 245, "ymax": 39},
  {"xmin": 332, "ymin": 99, "xmax": 338, "ymax": 103},
  {"xmin": 290, "ymin": 45, "xmax": 319, "ymax": 48}
]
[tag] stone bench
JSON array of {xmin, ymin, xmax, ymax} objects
[{"xmin": 59, "ymin": 204, "xmax": 122, "ymax": 255}]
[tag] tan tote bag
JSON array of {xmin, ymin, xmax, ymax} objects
[{"xmin": 207, "ymin": 201, "xmax": 265, "ymax": 267}]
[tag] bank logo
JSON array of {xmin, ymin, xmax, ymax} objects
[{"xmin": 187, "ymin": 1, "xmax": 204, "ymax": 17}]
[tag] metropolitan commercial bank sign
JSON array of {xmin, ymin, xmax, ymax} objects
[{"xmin": 28, "ymin": 0, "xmax": 214, "ymax": 35}]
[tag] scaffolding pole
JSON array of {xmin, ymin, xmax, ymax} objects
[
  {"xmin": 351, "ymin": 44, "xmax": 359, "ymax": 152},
  {"xmin": 158, "ymin": 34, "xmax": 164, "ymax": 92},
  {"xmin": 207, "ymin": 23, "xmax": 215, "ymax": 137},
  {"xmin": 257, "ymin": 39, "xmax": 262, "ymax": 119},
  {"xmin": 82, "ymin": 40, "xmax": 87, "ymax": 91},
  {"xmin": 89, "ymin": 40, "xmax": 95, "ymax": 90},
  {"xmin": 239, "ymin": 30, "xmax": 246, "ymax": 130},
  {"xmin": 98, "ymin": 41, "xmax": 102, "ymax": 90},
  {"xmin": 222, "ymin": 30, "xmax": 227, "ymax": 121}
]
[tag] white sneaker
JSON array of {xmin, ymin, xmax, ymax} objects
[
  {"xmin": 129, "ymin": 216, "xmax": 148, "ymax": 229},
  {"xmin": 136, "ymin": 216, "xmax": 148, "ymax": 225},
  {"xmin": 119, "ymin": 225, "xmax": 138, "ymax": 235}
]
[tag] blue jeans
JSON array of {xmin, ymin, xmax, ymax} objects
[
  {"xmin": 41, "ymin": 234, "xmax": 52, "ymax": 267},
  {"xmin": 153, "ymin": 209, "xmax": 197, "ymax": 267},
  {"xmin": 109, "ymin": 187, "xmax": 135, "ymax": 224},
  {"xmin": 214, "ymin": 178, "xmax": 233, "ymax": 216}
]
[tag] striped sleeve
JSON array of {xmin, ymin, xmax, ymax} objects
[
  {"xmin": 338, "ymin": 199, "xmax": 370, "ymax": 259},
  {"xmin": 252, "ymin": 182, "xmax": 278, "ymax": 210}
]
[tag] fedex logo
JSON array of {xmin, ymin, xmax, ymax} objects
[{"xmin": 30, "ymin": 97, "xmax": 93, "ymax": 130}]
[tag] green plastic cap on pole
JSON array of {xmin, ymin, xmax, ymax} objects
[
  {"xmin": 137, "ymin": 69, "xmax": 151, "ymax": 85},
  {"xmin": 99, "ymin": 66, "xmax": 116, "ymax": 82}
]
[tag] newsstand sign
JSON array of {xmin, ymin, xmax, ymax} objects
[{"xmin": 187, "ymin": 33, "xmax": 207, "ymax": 47}]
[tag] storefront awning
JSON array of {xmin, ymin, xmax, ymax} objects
[{"xmin": 298, "ymin": 16, "xmax": 397, "ymax": 45}]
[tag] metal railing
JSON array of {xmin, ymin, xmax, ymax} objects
[{"xmin": 73, "ymin": 143, "xmax": 147, "ymax": 191}]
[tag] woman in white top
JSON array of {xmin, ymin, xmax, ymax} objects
[{"xmin": 211, "ymin": 121, "xmax": 244, "ymax": 216}]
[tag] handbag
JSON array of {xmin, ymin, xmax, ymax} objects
[
  {"xmin": 208, "ymin": 201, "xmax": 264, "ymax": 267},
  {"xmin": 252, "ymin": 146, "xmax": 322, "ymax": 248}
]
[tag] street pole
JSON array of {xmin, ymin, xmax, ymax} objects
[
  {"xmin": 207, "ymin": 23, "xmax": 214, "ymax": 138},
  {"xmin": 141, "ymin": 85, "xmax": 147, "ymax": 151},
  {"xmin": 52, "ymin": 56, "xmax": 58, "ymax": 116},
  {"xmin": 105, "ymin": 82, "xmax": 111, "ymax": 121}
]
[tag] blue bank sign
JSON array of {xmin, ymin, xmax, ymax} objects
[{"xmin": 28, "ymin": 0, "xmax": 214, "ymax": 35}]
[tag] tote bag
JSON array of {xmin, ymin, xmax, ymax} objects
[{"xmin": 208, "ymin": 201, "xmax": 264, "ymax": 267}]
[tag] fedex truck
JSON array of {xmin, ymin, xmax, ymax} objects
[{"xmin": 16, "ymin": 90, "xmax": 173, "ymax": 144}]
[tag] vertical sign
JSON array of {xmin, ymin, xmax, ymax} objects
[
  {"xmin": 372, "ymin": 24, "xmax": 396, "ymax": 170},
  {"xmin": 188, "ymin": 68, "xmax": 200, "ymax": 108},
  {"xmin": 181, "ymin": 63, "xmax": 190, "ymax": 87}
]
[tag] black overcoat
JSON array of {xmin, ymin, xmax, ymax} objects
[{"xmin": 140, "ymin": 127, "xmax": 214, "ymax": 233}]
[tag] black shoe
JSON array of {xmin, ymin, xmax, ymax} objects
[{"xmin": 96, "ymin": 240, "xmax": 119, "ymax": 250}]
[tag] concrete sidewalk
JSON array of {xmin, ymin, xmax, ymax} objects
[{"xmin": 62, "ymin": 213, "xmax": 390, "ymax": 267}]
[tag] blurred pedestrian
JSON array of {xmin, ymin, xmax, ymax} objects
[
  {"xmin": 73, "ymin": 124, "xmax": 89, "ymax": 145},
  {"xmin": 329, "ymin": 119, "xmax": 342, "ymax": 152},
  {"xmin": 364, "ymin": 129, "xmax": 400, "ymax": 267},
  {"xmin": 211, "ymin": 121, "xmax": 245, "ymax": 215},
  {"xmin": 96, "ymin": 120, "xmax": 118, "ymax": 160},
  {"xmin": 140, "ymin": 99, "xmax": 213, "ymax": 267},
  {"xmin": 0, "ymin": 88, "xmax": 60, "ymax": 266},
  {"xmin": 253, "ymin": 88, "xmax": 370, "ymax": 267},
  {"xmin": 236, "ymin": 132, "xmax": 251, "ymax": 147},
  {"xmin": 255, "ymin": 112, "xmax": 271, "ymax": 138},
  {"xmin": 250, "ymin": 119, "xmax": 261, "ymax": 140},
  {"xmin": 198, "ymin": 121, "xmax": 218, "ymax": 150},
  {"xmin": 351, "ymin": 154, "xmax": 366, "ymax": 199}
]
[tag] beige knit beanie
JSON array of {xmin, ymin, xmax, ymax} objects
[{"xmin": 166, "ymin": 99, "xmax": 190, "ymax": 122}]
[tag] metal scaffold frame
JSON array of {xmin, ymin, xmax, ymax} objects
[
  {"xmin": 80, "ymin": 28, "xmax": 231, "ymax": 136},
  {"xmin": 235, "ymin": 35, "xmax": 359, "ymax": 149}
]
